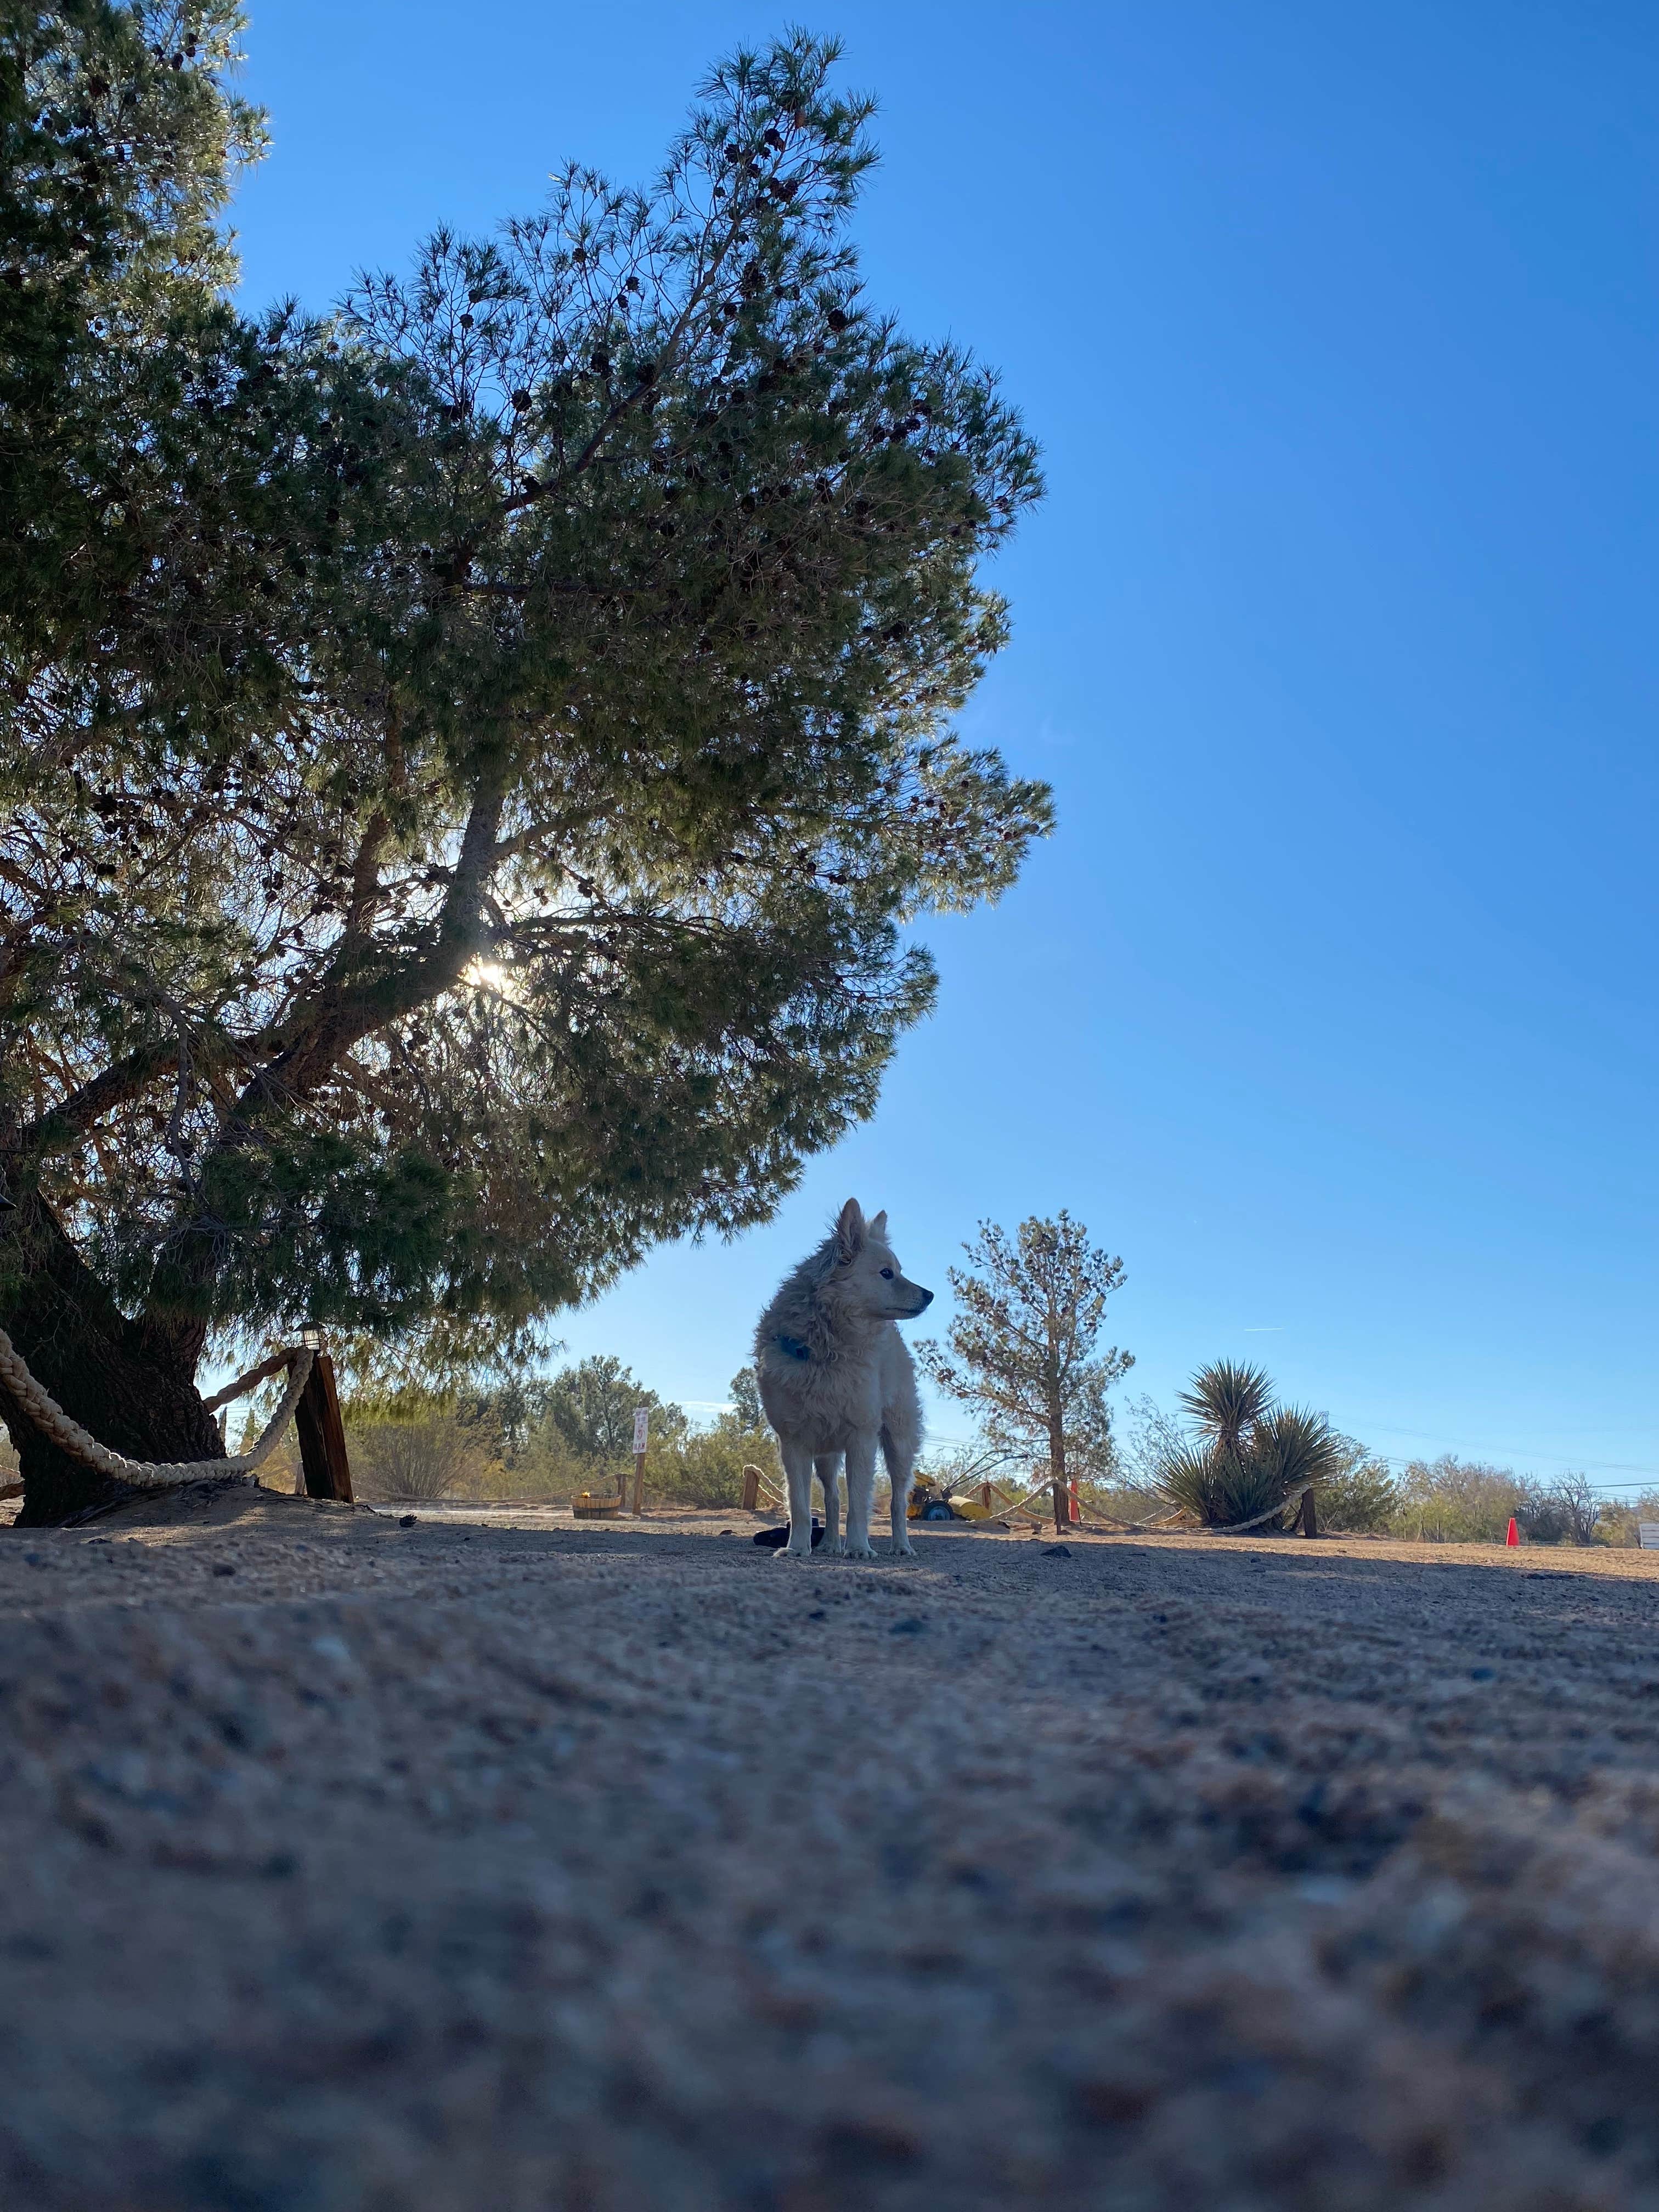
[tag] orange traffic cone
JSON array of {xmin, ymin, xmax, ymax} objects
[{"xmin": 1505, "ymin": 1517, "xmax": 1519, "ymax": 1547}]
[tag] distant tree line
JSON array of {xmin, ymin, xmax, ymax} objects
[{"xmin": 324, "ymin": 1354, "xmax": 780, "ymax": 1508}]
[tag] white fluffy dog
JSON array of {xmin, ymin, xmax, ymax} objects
[{"xmin": 753, "ymin": 1199, "xmax": 934, "ymax": 1560}]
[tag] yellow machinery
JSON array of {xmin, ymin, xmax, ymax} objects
[{"xmin": 907, "ymin": 1477, "xmax": 995, "ymax": 1523}]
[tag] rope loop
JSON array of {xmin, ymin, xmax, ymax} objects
[{"xmin": 0, "ymin": 1328, "xmax": 313, "ymax": 1491}]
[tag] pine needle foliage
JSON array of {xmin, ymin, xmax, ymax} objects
[
  {"xmin": 917, "ymin": 1213, "xmax": 1132, "ymax": 1493},
  {"xmin": 1, "ymin": 18, "xmax": 1051, "ymax": 1444}
]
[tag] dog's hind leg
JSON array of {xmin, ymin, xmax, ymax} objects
[
  {"xmin": 843, "ymin": 1435, "xmax": 878, "ymax": 1561},
  {"xmin": 882, "ymin": 1426, "xmax": 917, "ymax": 1559},
  {"xmin": 780, "ymin": 1438, "xmax": 817, "ymax": 1560},
  {"xmin": 815, "ymin": 1454, "xmax": 844, "ymax": 1555}
]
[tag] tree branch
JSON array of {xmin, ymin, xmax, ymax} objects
[{"xmin": 15, "ymin": 1036, "xmax": 228, "ymax": 1165}]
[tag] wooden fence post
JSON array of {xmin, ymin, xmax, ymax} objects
[
  {"xmin": 1300, "ymin": 1487, "xmax": 1317, "ymax": 1538},
  {"xmin": 1052, "ymin": 1475, "xmax": 1068, "ymax": 1536},
  {"xmin": 632, "ymin": 1449, "xmax": 646, "ymax": 1516},
  {"xmin": 295, "ymin": 1351, "xmax": 353, "ymax": 1503},
  {"xmin": 741, "ymin": 1464, "xmax": 761, "ymax": 1511}
]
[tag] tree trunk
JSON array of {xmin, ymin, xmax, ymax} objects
[
  {"xmin": 1049, "ymin": 1398, "xmax": 1069, "ymax": 1536},
  {"xmin": 0, "ymin": 1192, "xmax": 224, "ymax": 1525}
]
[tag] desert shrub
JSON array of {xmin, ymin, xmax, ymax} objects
[
  {"xmin": 1315, "ymin": 1439, "xmax": 1399, "ymax": 1532},
  {"xmin": 1594, "ymin": 1490, "xmax": 1659, "ymax": 1548},
  {"xmin": 648, "ymin": 1420, "xmax": 778, "ymax": 1508},
  {"xmin": 307, "ymin": 1350, "xmax": 785, "ymax": 1510},
  {"xmin": 1388, "ymin": 1457, "xmax": 1521, "ymax": 1543},
  {"xmin": 347, "ymin": 1412, "xmax": 490, "ymax": 1503},
  {"xmin": 1153, "ymin": 1364, "xmax": 1342, "ymax": 1530}
]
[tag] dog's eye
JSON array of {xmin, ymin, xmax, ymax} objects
[{"xmin": 881, "ymin": 1267, "xmax": 894, "ymax": 1279}]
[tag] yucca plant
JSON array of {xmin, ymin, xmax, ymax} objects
[
  {"xmin": 1179, "ymin": 1361, "xmax": 1275, "ymax": 1453},
  {"xmin": 1156, "ymin": 1364, "xmax": 1342, "ymax": 1529}
]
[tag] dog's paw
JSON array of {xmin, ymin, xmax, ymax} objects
[
  {"xmin": 821, "ymin": 1534, "xmax": 847, "ymax": 1558},
  {"xmin": 843, "ymin": 1539, "xmax": 876, "ymax": 1562},
  {"xmin": 777, "ymin": 1541, "xmax": 815, "ymax": 1561},
  {"xmin": 889, "ymin": 1539, "xmax": 917, "ymax": 1560}
]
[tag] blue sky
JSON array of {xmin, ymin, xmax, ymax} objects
[{"xmin": 230, "ymin": 2, "xmax": 1659, "ymax": 1485}]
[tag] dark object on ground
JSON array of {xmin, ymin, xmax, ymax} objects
[
  {"xmin": 399, "ymin": 1515, "xmax": 417, "ymax": 1528},
  {"xmin": 752, "ymin": 1521, "xmax": 823, "ymax": 1549},
  {"xmin": 890, "ymin": 1617, "xmax": 927, "ymax": 1635},
  {"xmin": 1043, "ymin": 1543, "xmax": 1073, "ymax": 1558}
]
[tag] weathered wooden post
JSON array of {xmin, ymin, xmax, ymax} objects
[
  {"xmin": 294, "ymin": 1328, "xmax": 353, "ymax": 1503},
  {"xmin": 741, "ymin": 1463, "xmax": 761, "ymax": 1511},
  {"xmin": 631, "ymin": 1406, "xmax": 648, "ymax": 1515},
  {"xmin": 1300, "ymin": 1487, "xmax": 1317, "ymax": 1538}
]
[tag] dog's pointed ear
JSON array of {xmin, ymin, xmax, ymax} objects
[
  {"xmin": 868, "ymin": 1209, "xmax": 888, "ymax": 1239},
  {"xmin": 835, "ymin": 1198, "xmax": 866, "ymax": 1262}
]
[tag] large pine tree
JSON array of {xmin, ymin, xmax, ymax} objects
[{"xmin": 1, "ymin": 7, "xmax": 1050, "ymax": 1522}]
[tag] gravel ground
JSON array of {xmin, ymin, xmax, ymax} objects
[{"xmin": 5, "ymin": 1487, "xmax": 1659, "ymax": 2210}]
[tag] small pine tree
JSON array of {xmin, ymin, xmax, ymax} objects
[{"xmin": 917, "ymin": 1214, "xmax": 1132, "ymax": 1533}]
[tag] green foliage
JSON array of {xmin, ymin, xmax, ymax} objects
[
  {"xmin": 917, "ymin": 1213, "xmax": 1132, "ymax": 1484},
  {"xmin": 1592, "ymin": 1489, "xmax": 1659, "ymax": 1549},
  {"xmin": 2, "ymin": 21, "xmax": 1049, "ymax": 1393},
  {"xmin": 331, "ymin": 1345, "xmax": 776, "ymax": 1509},
  {"xmin": 1, "ymin": 1, "xmax": 270, "ymax": 664},
  {"xmin": 651, "ymin": 1413, "xmax": 776, "ymax": 1509},
  {"xmin": 346, "ymin": 1410, "xmax": 489, "ymax": 1503},
  {"xmin": 1179, "ymin": 1361, "xmax": 1274, "ymax": 1453},
  {"xmin": 1387, "ymin": 1460, "xmax": 1602, "ymax": 1547},
  {"xmin": 728, "ymin": 1362, "xmax": 763, "ymax": 1431},
  {"xmin": 1314, "ymin": 1437, "xmax": 1399, "ymax": 1532},
  {"xmin": 537, "ymin": 1353, "xmax": 683, "ymax": 1464},
  {"xmin": 1153, "ymin": 1363, "xmax": 1342, "ymax": 1530},
  {"xmin": 1388, "ymin": 1457, "xmax": 1521, "ymax": 1544}
]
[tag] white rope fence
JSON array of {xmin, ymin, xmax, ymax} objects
[{"xmin": 0, "ymin": 1327, "xmax": 313, "ymax": 1491}]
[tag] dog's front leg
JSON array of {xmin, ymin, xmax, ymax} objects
[
  {"xmin": 780, "ymin": 1439, "xmax": 817, "ymax": 1559},
  {"xmin": 843, "ymin": 1436, "xmax": 878, "ymax": 1561},
  {"xmin": 815, "ymin": 1454, "xmax": 844, "ymax": 1556}
]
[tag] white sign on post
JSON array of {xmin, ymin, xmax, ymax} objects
[{"xmin": 633, "ymin": 1407, "xmax": 650, "ymax": 1455}]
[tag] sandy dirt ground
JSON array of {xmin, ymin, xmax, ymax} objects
[{"xmin": 5, "ymin": 1488, "xmax": 1659, "ymax": 2210}]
